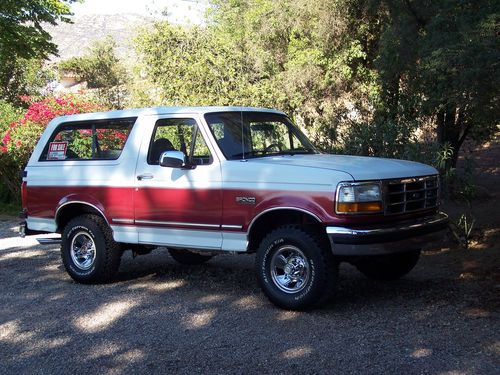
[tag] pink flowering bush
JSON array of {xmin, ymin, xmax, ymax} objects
[{"xmin": 0, "ymin": 95, "xmax": 104, "ymax": 200}]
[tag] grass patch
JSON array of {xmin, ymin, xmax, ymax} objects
[{"xmin": 0, "ymin": 202, "xmax": 21, "ymax": 217}]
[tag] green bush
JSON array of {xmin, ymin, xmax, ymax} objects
[{"xmin": 0, "ymin": 95, "xmax": 104, "ymax": 201}]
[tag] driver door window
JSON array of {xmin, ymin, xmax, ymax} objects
[{"xmin": 147, "ymin": 118, "xmax": 212, "ymax": 166}]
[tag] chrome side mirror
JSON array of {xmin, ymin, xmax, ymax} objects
[{"xmin": 159, "ymin": 151, "xmax": 185, "ymax": 168}]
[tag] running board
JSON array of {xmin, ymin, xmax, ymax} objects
[{"xmin": 37, "ymin": 238, "xmax": 61, "ymax": 245}]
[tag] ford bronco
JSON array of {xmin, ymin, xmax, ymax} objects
[{"xmin": 20, "ymin": 106, "xmax": 448, "ymax": 309}]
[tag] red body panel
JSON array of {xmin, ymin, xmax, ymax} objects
[
  {"xmin": 26, "ymin": 186, "xmax": 134, "ymax": 222},
  {"xmin": 26, "ymin": 184, "xmax": 436, "ymax": 232},
  {"xmin": 134, "ymin": 187, "xmax": 222, "ymax": 227},
  {"xmin": 21, "ymin": 181, "xmax": 28, "ymax": 212}
]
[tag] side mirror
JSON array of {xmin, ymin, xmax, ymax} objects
[{"xmin": 159, "ymin": 151, "xmax": 185, "ymax": 168}]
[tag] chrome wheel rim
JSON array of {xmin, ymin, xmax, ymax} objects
[
  {"xmin": 70, "ymin": 232, "xmax": 96, "ymax": 270},
  {"xmin": 270, "ymin": 245, "xmax": 310, "ymax": 293}
]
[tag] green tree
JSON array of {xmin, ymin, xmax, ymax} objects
[
  {"xmin": 0, "ymin": 0, "xmax": 76, "ymax": 104},
  {"xmin": 0, "ymin": 58, "xmax": 56, "ymax": 105},
  {"xmin": 374, "ymin": 0, "xmax": 500, "ymax": 167},
  {"xmin": 59, "ymin": 36, "xmax": 129, "ymax": 108},
  {"xmin": 133, "ymin": 22, "xmax": 259, "ymax": 107},
  {"xmin": 133, "ymin": 0, "xmax": 498, "ymax": 167},
  {"xmin": 134, "ymin": 0, "xmax": 381, "ymax": 150}
]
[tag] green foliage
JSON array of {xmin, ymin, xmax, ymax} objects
[
  {"xmin": 133, "ymin": 23, "xmax": 260, "ymax": 107},
  {"xmin": 58, "ymin": 37, "xmax": 128, "ymax": 109},
  {"xmin": 373, "ymin": 0, "xmax": 500, "ymax": 167},
  {"xmin": 0, "ymin": 58, "xmax": 57, "ymax": 107},
  {"xmin": 0, "ymin": 200, "xmax": 21, "ymax": 216},
  {"xmin": 0, "ymin": 95, "xmax": 104, "ymax": 201},
  {"xmin": 449, "ymin": 212, "xmax": 476, "ymax": 250},
  {"xmin": 0, "ymin": 0, "xmax": 75, "ymax": 59},
  {"xmin": 132, "ymin": 0, "xmax": 381, "ymax": 147},
  {"xmin": 435, "ymin": 143, "xmax": 455, "ymax": 173},
  {"xmin": 0, "ymin": 100, "xmax": 22, "ymax": 203},
  {"xmin": 433, "ymin": 142, "xmax": 478, "ymax": 202},
  {"xmin": 0, "ymin": 100, "xmax": 22, "ymax": 135},
  {"xmin": 0, "ymin": 0, "xmax": 75, "ymax": 104},
  {"xmin": 341, "ymin": 118, "xmax": 419, "ymax": 158}
]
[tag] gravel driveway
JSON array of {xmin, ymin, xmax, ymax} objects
[{"xmin": 0, "ymin": 216, "xmax": 498, "ymax": 375}]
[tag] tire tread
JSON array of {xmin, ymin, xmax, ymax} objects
[
  {"xmin": 62, "ymin": 214, "xmax": 121, "ymax": 283},
  {"xmin": 256, "ymin": 224, "xmax": 338, "ymax": 310}
]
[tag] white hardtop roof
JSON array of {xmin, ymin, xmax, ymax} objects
[{"xmin": 54, "ymin": 106, "xmax": 286, "ymax": 123}]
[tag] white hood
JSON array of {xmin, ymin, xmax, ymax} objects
[{"xmin": 250, "ymin": 154, "xmax": 438, "ymax": 181}]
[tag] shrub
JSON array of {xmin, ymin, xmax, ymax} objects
[
  {"xmin": 341, "ymin": 119, "xmax": 420, "ymax": 159},
  {"xmin": 0, "ymin": 95, "xmax": 104, "ymax": 201}
]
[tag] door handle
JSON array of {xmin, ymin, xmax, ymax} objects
[{"xmin": 137, "ymin": 173, "xmax": 154, "ymax": 180}]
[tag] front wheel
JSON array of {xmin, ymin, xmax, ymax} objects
[
  {"xmin": 355, "ymin": 250, "xmax": 421, "ymax": 281},
  {"xmin": 61, "ymin": 214, "xmax": 122, "ymax": 283},
  {"xmin": 256, "ymin": 225, "xmax": 338, "ymax": 310}
]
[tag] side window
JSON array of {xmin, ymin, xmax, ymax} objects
[
  {"xmin": 40, "ymin": 118, "xmax": 136, "ymax": 161},
  {"xmin": 147, "ymin": 118, "xmax": 212, "ymax": 166}
]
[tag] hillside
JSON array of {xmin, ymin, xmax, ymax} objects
[{"xmin": 44, "ymin": 14, "xmax": 156, "ymax": 62}]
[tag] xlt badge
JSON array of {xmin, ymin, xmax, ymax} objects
[{"xmin": 236, "ymin": 196, "xmax": 256, "ymax": 205}]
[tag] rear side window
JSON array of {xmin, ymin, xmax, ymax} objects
[{"xmin": 40, "ymin": 117, "xmax": 136, "ymax": 161}]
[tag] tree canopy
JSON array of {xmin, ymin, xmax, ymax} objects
[
  {"xmin": 374, "ymin": 0, "xmax": 500, "ymax": 166},
  {"xmin": 0, "ymin": 0, "xmax": 74, "ymax": 59},
  {"xmin": 0, "ymin": 0, "xmax": 75, "ymax": 104},
  {"xmin": 59, "ymin": 36, "xmax": 128, "ymax": 108},
  {"xmin": 0, "ymin": 0, "xmax": 498, "ymax": 172},
  {"xmin": 132, "ymin": 0, "xmax": 499, "ymax": 166}
]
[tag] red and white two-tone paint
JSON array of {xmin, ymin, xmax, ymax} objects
[{"xmin": 21, "ymin": 106, "xmax": 449, "ymax": 310}]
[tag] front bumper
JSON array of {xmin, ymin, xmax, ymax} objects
[{"xmin": 326, "ymin": 212, "xmax": 449, "ymax": 256}]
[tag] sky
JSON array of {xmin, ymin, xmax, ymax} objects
[{"xmin": 71, "ymin": 0, "xmax": 208, "ymax": 24}]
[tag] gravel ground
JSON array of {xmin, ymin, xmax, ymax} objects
[{"xmin": 0, "ymin": 215, "xmax": 498, "ymax": 375}]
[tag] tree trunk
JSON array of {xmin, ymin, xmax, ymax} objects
[{"xmin": 436, "ymin": 106, "xmax": 469, "ymax": 169}]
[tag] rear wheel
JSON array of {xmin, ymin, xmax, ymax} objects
[
  {"xmin": 355, "ymin": 250, "xmax": 421, "ymax": 281},
  {"xmin": 256, "ymin": 225, "xmax": 338, "ymax": 310},
  {"xmin": 61, "ymin": 214, "xmax": 121, "ymax": 283},
  {"xmin": 169, "ymin": 248, "xmax": 213, "ymax": 265}
]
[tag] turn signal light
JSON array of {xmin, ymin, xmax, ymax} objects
[{"xmin": 336, "ymin": 202, "xmax": 383, "ymax": 213}]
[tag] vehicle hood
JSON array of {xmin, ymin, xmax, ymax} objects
[{"xmin": 249, "ymin": 153, "xmax": 438, "ymax": 181}]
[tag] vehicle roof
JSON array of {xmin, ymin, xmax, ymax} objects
[{"xmin": 53, "ymin": 106, "xmax": 286, "ymax": 122}]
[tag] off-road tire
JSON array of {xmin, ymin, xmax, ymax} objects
[
  {"xmin": 61, "ymin": 214, "xmax": 122, "ymax": 283},
  {"xmin": 256, "ymin": 225, "xmax": 338, "ymax": 310},
  {"xmin": 355, "ymin": 250, "xmax": 421, "ymax": 281},
  {"xmin": 169, "ymin": 248, "xmax": 213, "ymax": 265}
]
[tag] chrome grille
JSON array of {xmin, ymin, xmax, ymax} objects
[{"xmin": 385, "ymin": 176, "xmax": 439, "ymax": 214}]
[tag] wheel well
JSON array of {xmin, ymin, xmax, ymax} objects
[
  {"xmin": 247, "ymin": 209, "xmax": 326, "ymax": 253},
  {"xmin": 56, "ymin": 203, "xmax": 107, "ymax": 233}
]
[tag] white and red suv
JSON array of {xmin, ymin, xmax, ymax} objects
[{"xmin": 20, "ymin": 106, "xmax": 448, "ymax": 309}]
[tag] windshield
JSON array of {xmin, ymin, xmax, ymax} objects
[{"xmin": 204, "ymin": 111, "xmax": 317, "ymax": 160}]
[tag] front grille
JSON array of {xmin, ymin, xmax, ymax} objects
[{"xmin": 385, "ymin": 176, "xmax": 439, "ymax": 215}]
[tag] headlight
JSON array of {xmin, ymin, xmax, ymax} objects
[{"xmin": 336, "ymin": 182, "xmax": 383, "ymax": 214}]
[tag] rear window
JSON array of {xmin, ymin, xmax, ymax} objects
[{"xmin": 40, "ymin": 117, "xmax": 136, "ymax": 161}]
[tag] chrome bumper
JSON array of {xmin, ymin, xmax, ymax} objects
[{"xmin": 326, "ymin": 212, "xmax": 449, "ymax": 256}]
